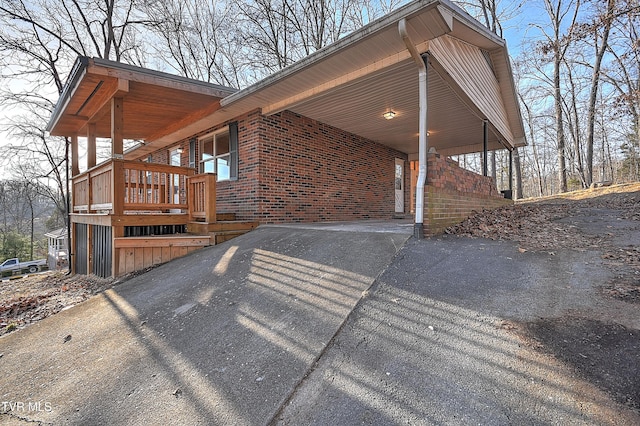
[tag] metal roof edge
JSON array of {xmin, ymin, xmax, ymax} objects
[
  {"xmin": 90, "ymin": 57, "xmax": 238, "ymax": 95},
  {"xmin": 220, "ymin": 0, "xmax": 510, "ymax": 109},
  {"xmin": 439, "ymin": 0, "xmax": 506, "ymax": 48},
  {"xmin": 45, "ymin": 56, "xmax": 89, "ymax": 133},
  {"xmin": 220, "ymin": 0, "xmax": 443, "ymax": 108}
]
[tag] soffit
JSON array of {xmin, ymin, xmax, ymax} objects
[
  {"xmin": 213, "ymin": 0, "xmax": 524, "ymax": 156},
  {"xmin": 47, "ymin": 58, "xmax": 235, "ymax": 141}
]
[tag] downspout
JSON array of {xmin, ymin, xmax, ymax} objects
[{"xmin": 399, "ymin": 18, "xmax": 428, "ymax": 239}]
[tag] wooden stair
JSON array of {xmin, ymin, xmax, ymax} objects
[{"xmin": 187, "ymin": 213, "xmax": 258, "ymax": 245}]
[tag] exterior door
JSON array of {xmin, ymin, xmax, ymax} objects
[{"xmin": 395, "ymin": 158, "xmax": 404, "ymax": 213}]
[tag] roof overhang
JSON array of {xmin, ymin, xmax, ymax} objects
[
  {"xmin": 46, "ymin": 57, "xmax": 236, "ymax": 143},
  {"xmin": 48, "ymin": 0, "xmax": 525, "ymax": 160},
  {"xmin": 214, "ymin": 0, "xmax": 526, "ymax": 156}
]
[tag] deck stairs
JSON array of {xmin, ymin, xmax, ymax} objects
[{"xmin": 187, "ymin": 213, "xmax": 258, "ymax": 245}]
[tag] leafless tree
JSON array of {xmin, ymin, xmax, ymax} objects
[{"xmin": 141, "ymin": 0, "xmax": 246, "ymax": 88}]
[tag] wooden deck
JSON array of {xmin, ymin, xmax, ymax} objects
[{"xmin": 71, "ymin": 160, "xmax": 256, "ymax": 277}]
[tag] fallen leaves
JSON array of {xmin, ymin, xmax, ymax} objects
[
  {"xmin": 444, "ymin": 202, "xmax": 597, "ymax": 251},
  {"xmin": 0, "ymin": 272, "xmax": 114, "ymax": 336}
]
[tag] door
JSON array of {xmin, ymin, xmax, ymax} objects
[{"xmin": 395, "ymin": 158, "xmax": 404, "ymax": 213}]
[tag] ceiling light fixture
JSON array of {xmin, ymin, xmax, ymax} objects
[{"xmin": 383, "ymin": 110, "xmax": 396, "ymax": 120}]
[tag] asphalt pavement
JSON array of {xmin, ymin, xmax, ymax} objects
[
  {"xmin": 0, "ymin": 225, "xmax": 410, "ymax": 425},
  {"xmin": 1, "ymin": 220, "xmax": 638, "ymax": 425}
]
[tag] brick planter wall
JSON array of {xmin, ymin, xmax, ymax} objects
[{"xmin": 423, "ymin": 153, "xmax": 511, "ymax": 235}]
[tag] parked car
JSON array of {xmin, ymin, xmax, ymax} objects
[{"xmin": 0, "ymin": 258, "xmax": 47, "ymax": 276}]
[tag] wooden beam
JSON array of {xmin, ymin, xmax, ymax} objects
[
  {"xmin": 145, "ymin": 101, "xmax": 222, "ymax": 143},
  {"xmin": 70, "ymin": 213, "xmax": 112, "ymax": 227},
  {"xmin": 71, "ymin": 135, "xmax": 80, "ymax": 177},
  {"xmin": 87, "ymin": 123, "xmax": 97, "ymax": 169},
  {"xmin": 82, "ymin": 78, "xmax": 129, "ymax": 124},
  {"xmin": 111, "ymin": 97, "xmax": 124, "ymax": 158},
  {"xmin": 114, "ymin": 236, "xmax": 209, "ymax": 248}
]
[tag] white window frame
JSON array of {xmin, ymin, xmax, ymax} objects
[{"xmin": 199, "ymin": 128, "xmax": 231, "ymax": 181}]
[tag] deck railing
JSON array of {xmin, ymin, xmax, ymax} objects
[
  {"xmin": 187, "ymin": 173, "xmax": 217, "ymax": 222},
  {"xmin": 72, "ymin": 159, "xmax": 198, "ymax": 215}
]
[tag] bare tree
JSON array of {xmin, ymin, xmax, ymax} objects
[
  {"xmin": 0, "ymin": 0, "xmax": 152, "ymax": 268},
  {"xmin": 142, "ymin": 0, "xmax": 246, "ymax": 88},
  {"xmin": 540, "ymin": 0, "xmax": 583, "ymax": 192},
  {"xmin": 576, "ymin": 0, "xmax": 617, "ymax": 185},
  {"xmin": 602, "ymin": 0, "xmax": 640, "ymax": 181}
]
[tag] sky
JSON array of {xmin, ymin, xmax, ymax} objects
[{"xmin": 0, "ymin": 0, "xmax": 582, "ymax": 179}]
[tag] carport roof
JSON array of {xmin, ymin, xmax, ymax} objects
[{"xmin": 47, "ymin": 0, "xmax": 525, "ymax": 159}]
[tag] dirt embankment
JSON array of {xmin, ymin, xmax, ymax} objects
[{"xmin": 447, "ymin": 182, "xmax": 640, "ymax": 303}]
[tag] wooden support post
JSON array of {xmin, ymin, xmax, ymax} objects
[
  {"xmin": 71, "ymin": 135, "xmax": 80, "ymax": 177},
  {"xmin": 111, "ymin": 160, "xmax": 124, "ymax": 216},
  {"xmin": 87, "ymin": 123, "xmax": 97, "ymax": 169},
  {"xmin": 111, "ymin": 97, "xmax": 124, "ymax": 159},
  {"xmin": 111, "ymin": 225, "xmax": 124, "ymax": 278}
]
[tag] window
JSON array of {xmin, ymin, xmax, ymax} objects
[
  {"xmin": 170, "ymin": 148, "xmax": 181, "ymax": 167},
  {"xmin": 169, "ymin": 148, "xmax": 181, "ymax": 205},
  {"xmin": 199, "ymin": 122, "xmax": 238, "ymax": 181}
]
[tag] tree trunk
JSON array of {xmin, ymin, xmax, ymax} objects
[
  {"xmin": 513, "ymin": 148, "xmax": 524, "ymax": 199},
  {"xmin": 554, "ymin": 56, "xmax": 568, "ymax": 193},
  {"xmin": 586, "ymin": 0, "xmax": 614, "ymax": 185}
]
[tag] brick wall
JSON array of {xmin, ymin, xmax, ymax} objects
[
  {"xmin": 140, "ymin": 109, "xmax": 408, "ymax": 223},
  {"xmin": 423, "ymin": 152, "xmax": 511, "ymax": 235},
  {"xmin": 216, "ymin": 110, "xmax": 261, "ymax": 220},
  {"xmin": 255, "ymin": 110, "xmax": 407, "ymax": 222}
]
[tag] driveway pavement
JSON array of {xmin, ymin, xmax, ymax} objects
[
  {"xmin": 276, "ymin": 236, "xmax": 640, "ymax": 425},
  {"xmin": 0, "ymin": 226, "xmax": 410, "ymax": 425},
  {"xmin": 1, "ymin": 216, "xmax": 639, "ymax": 425}
]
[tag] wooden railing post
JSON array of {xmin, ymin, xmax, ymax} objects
[
  {"xmin": 111, "ymin": 159, "xmax": 124, "ymax": 215},
  {"xmin": 87, "ymin": 167, "xmax": 93, "ymax": 213},
  {"xmin": 204, "ymin": 174, "xmax": 217, "ymax": 223},
  {"xmin": 186, "ymin": 173, "xmax": 217, "ymax": 222}
]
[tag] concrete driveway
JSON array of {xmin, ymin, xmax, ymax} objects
[
  {"xmin": 1, "ymin": 217, "xmax": 639, "ymax": 425},
  {"xmin": 0, "ymin": 225, "xmax": 410, "ymax": 425}
]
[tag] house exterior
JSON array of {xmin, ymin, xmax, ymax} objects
[
  {"xmin": 46, "ymin": 0, "xmax": 525, "ymax": 278},
  {"xmin": 45, "ymin": 228, "xmax": 68, "ymax": 271}
]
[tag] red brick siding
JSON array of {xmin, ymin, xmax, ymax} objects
[
  {"xmin": 256, "ymin": 111, "xmax": 407, "ymax": 222},
  {"xmin": 423, "ymin": 152, "xmax": 511, "ymax": 235},
  {"xmin": 427, "ymin": 153, "xmax": 501, "ymax": 197},
  {"xmin": 141, "ymin": 109, "xmax": 407, "ymax": 223}
]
